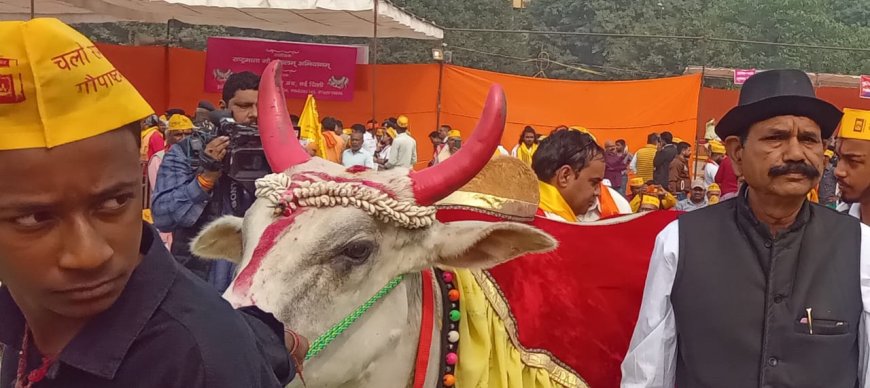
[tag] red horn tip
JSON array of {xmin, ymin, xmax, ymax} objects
[
  {"xmin": 410, "ymin": 84, "xmax": 507, "ymax": 206},
  {"xmin": 259, "ymin": 60, "xmax": 311, "ymax": 172}
]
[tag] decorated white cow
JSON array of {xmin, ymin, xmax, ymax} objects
[{"xmin": 191, "ymin": 61, "xmax": 558, "ymax": 387}]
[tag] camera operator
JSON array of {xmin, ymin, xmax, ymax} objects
[{"xmin": 152, "ymin": 71, "xmax": 260, "ymax": 292}]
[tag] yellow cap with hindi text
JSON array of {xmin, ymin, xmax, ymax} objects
[
  {"xmin": 839, "ymin": 108, "xmax": 870, "ymax": 141},
  {"xmin": 629, "ymin": 177, "xmax": 644, "ymax": 187},
  {"xmin": 709, "ymin": 140, "xmax": 725, "ymax": 154},
  {"xmin": 707, "ymin": 183, "xmax": 720, "ymax": 192},
  {"xmin": 0, "ymin": 18, "xmax": 153, "ymax": 151},
  {"xmin": 168, "ymin": 114, "xmax": 194, "ymax": 132},
  {"xmin": 448, "ymin": 129, "xmax": 461, "ymax": 139},
  {"xmin": 641, "ymin": 195, "xmax": 661, "ymax": 208}
]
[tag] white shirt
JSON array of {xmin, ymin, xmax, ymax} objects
[
  {"xmin": 362, "ymin": 132, "xmax": 377, "ymax": 155},
  {"xmin": 704, "ymin": 161, "xmax": 719, "ymax": 186},
  {"xmin": 578, "ymin": 186, "xmax": 633, "ymax": 222},
  {"xmin": 341, "ymin": 148, "xmax": 375, "ymax": 169},
  {"xmin": 385, "ymin": 132, "xmax": 417, "ymax": 169},
  {"xmin": 621, "ymin": 219, "xmax": 870, "ymax": 388}
]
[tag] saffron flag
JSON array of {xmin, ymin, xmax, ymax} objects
[{"xmin": 298, "ymin": 94, "xmax": 326, "ymax": 158}]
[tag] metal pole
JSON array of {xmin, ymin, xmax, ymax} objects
[
  {"xmin": 693, "ymin": 36, "xmax": 709, "ymax": 181},
  {"xmin": 371, "ymin": 0, "xmax": 379, "ymax": 122},
  {"xmin": 435, "ymin": 60, "xmax": 444, "ymax": 131},
  {"xmin": 30, "ymin": 0, "xmax": 34, "ymax": 19}
]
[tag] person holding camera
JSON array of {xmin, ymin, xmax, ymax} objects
[{"xmin": 152, "ymin": 71, "xmax": 260, "ymax": 292}]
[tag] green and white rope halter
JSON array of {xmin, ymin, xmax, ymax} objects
[{"xmin": 305, "ymin": 275, "xmax": 405, "ymax": 360}]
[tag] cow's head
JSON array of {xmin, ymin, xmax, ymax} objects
[{"xmin": 190, "ymin": 61, "xmax": 556, "ymax": 344}]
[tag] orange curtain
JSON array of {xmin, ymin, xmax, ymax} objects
[{"xmin": 97, "ymin": 43, "xmax": 703, "ymax": 167}]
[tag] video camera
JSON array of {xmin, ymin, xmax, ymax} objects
[{"xmin": 189, "ymin": 110, "xmax": 269, "ymax": 193}]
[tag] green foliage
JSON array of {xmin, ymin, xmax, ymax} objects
[{"xmin": 73, "ymin": 1, "xmax": 870, "ymax": 80}]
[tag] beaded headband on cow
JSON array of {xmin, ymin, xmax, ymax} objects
[{"xmin": 255, "ymin": 172, "xmax": 437, "ymax": 229}]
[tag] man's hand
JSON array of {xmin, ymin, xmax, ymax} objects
[
  {"xmin": 200, "ymin": 136, "xmax": 229, "ymax": 182},
  {"xmin": 284, "ymin": 329, "xmax": 310, "ymax": 374},
  {"xmin": 205, "ymin": 136, "xmax": 230, "ymax": 162}
]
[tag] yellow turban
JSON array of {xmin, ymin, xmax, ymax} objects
[
  {"xmin": 840, "ymin": 108, "xmax": 870, "ymax": 141},
  {"xmin": 168, "ymin": 114, "xmax": 194, "ymax": 132},
  {"xmin": 709, "ymin": 140, "xmax": 725, "ymax": 154},
  {"xmin": 629, "ymin": 177, "xmax": 644, "ymax": 187},
  {"xmin": 641, "ymin": 195, "xmax": 661, "ymax": 209},
  {"xmin": 0, "ymin": 19, "xmax": 153, "ymax": 151},
  {"xmin": 397, "ymin": 115, "xmax": 410, "ymax": 129},
  {"xmin": 448, "ymin": 129, "xmax": 461, "ymax": 139}
]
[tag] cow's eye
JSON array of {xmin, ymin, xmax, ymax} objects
[{"xmin": 342, "ymin": 241, "xmax": 374, "ymax": 264}]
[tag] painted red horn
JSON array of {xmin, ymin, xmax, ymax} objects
[
  {"xmin": 258, "ymin": 60, "xmax": 311, "ymax": 172},
  {"xmin": 410, "ymin": 84, "xmax": 507, "ymax": 205}
]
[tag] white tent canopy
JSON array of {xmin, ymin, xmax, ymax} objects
[{"xmin": 0, "ymin": 0, "xmax": 443, "ymax": 39}]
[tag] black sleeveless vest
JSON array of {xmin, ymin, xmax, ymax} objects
[{"xmin": 671, "ymin": 190, "xmax": 862, "ymax": 388}]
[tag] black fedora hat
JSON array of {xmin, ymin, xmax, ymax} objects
[{"xmin": 716, "ymin": 69, "xmax": 843, "ymax": 139}]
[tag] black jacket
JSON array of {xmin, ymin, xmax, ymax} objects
[{"xmin": 0, "ymin": 224, "xmax": 294, "ymax": 388}]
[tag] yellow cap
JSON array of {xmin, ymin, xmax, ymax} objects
[
  {"xmin": 0, "ymin": 19, "xmax": 153, "ymax": 151},
  {"xmin": 168, "ymin": 114, "xmax": 194, "ymax": 132},
  {"xmin": 629, "ymin": 177, "xmax": 644, "ymax": 187},
  {"xmin": 386, "ymin": 127, "xmax": 398, "ymax": 139},
  {"xmin": 397, "ymin": 115, "xmax": 410, "ymax": 129},
  {"xmin": 709, "ymin": 140, "xmax": 725, "ymax": 154},
  {"xmin": 641, "ymin": 195, "xmax": 661, "ymax": 209},
  {"xmin": 448, "ymin": 129, "xmax": 461, "ymax": 139},
  {"xmin": 840, "ymin": 108, "xmax": 870, "ymax": 141},
  {"xmin": 706, "ymin": 183, "xmax": 720, "ymax": 192},
  {"xmin": 673, "ymin": 137, "xmax": 686, "ymax": 144},
  {"xmin": 342, "ymin": 127, "xmax": 353, "ymax": 135},
  {"xmin": 824, "ymin": 149, "xmax": 834, "ymax": 158}
]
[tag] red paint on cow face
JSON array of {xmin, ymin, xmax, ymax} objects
[{"xmin": 233, "ymin": 209, "xmax": 305, "ymax": 302}]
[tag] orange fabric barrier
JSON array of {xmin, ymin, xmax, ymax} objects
[
  {"xmin": 440, "ymin": 66, "xmax": 701, "ymax": 156},
  {"xmin": 97, "ymin": 43, "xmax": 701, "ymax": 166}
]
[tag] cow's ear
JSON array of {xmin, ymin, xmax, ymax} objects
[
  {"xmin": 422, "ymin": 221, "xmax": 557, "ymax": 269},
  {"xmin": 191, "ymin": 216, "xmax": 245, "ymax": 263}
]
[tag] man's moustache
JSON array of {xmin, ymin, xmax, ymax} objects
[{"xmin": 768, "ymin": 163, "xmax": 821, "ymax": 178}]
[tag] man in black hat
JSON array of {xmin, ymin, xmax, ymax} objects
[{"xmin": 621, "ymin": 69, "xmax": 870, "ymax": 388}]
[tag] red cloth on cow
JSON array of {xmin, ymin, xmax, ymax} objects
[{"xmin": 436, "ymin": 209, "xmax": 679, "ymax": 388}]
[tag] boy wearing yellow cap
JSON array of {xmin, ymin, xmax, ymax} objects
[
  {"xmin": 836, "ymin": 108, "xmax": 870, "ymax": 222},
  {"xmin": 0, "ymin": 19, "xmax": 302, "ymax": 387}
]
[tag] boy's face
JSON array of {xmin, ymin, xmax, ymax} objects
[{"xmin": 0, "ymin": 128, "xmax": 144, "ymax": 320}]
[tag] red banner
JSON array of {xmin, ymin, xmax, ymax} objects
[
  {"xmin": 861, "ymin": 75, "xmax": 870, "ymax": 99},
  {"xmin": 205, "ymin": 37, "xmax": 357, "ymax": 101}
]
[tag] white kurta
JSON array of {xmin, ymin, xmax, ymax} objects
[{"xmin": 621, "ymin": 219, "xmax": 870, "ymax": 388}]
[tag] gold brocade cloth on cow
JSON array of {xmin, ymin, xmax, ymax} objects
[
  {"xmin": 453, "ymin": 268, "xmax": 587, "ymax": 388},
  {"xmin": 0, "ymin": 18, "xmax": 153, "ymax": 150}
]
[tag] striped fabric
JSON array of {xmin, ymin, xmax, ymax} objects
[{"xmin": 634, "ymin": 145, "xmax": 657, "ymax": 182}]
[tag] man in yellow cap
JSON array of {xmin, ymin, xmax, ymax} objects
[
  {"xmin": 818, "ymin": 148, "xmax": 838, "ymax": 207},
  {"xmin": 705, "ymin": 140, "xmax": 726, "ymax": 186},
  {"xmin": 382, "ymin": 115, "xmax": 417, "ymax": 169},
  {"xmin": 436, "ymin": 129, "xmax": 461, "ymax": 164},
  {"xmin": 0, "ymin": 19, "xmax": 303, "ymax": 387},
  {"xmin": 144, "ymin": 114, "xmax": 195, "ymax": 245},
  {"xmin": 706, "ymin": 182, "xmax": 721, "ymax": 204},
  {"xmin": 628, "ymin": 177, "xmax": 646, "ymax": 201},
  {"xmin": 836, "ymin": 108, "xmax": 870, "ymax": 222},
  {"xmin": 638, "ymin": 194, "xmax": 662, "ymax": 212}
]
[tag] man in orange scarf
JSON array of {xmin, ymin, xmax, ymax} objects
[{"xmin": 307, "ymin": 116, "xmax": 345, "ymax": 163}]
